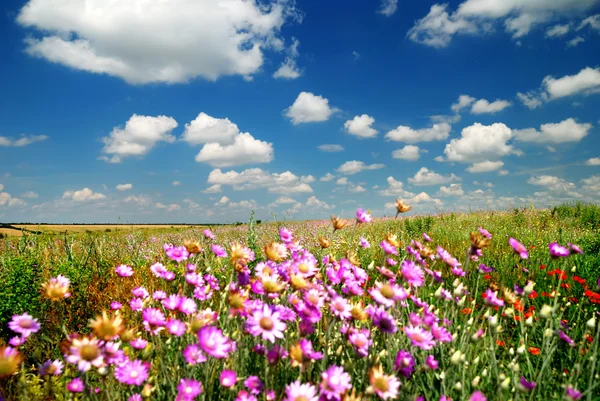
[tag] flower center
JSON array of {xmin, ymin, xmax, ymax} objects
[
  {"xmin": 374, "ymin": 377, "xmax": 389, "ymax": 392},
  {"xmin": 380, "ymin": 284, "xmax": 395, "ymax": 299},
  {"xmin": 80, "ymin": 344, "xmax": 100, "ymax": 361},
  {"xmin": 295, "ymin": 397, "xmax": 309, "ymax": 401},
  {"xmin": 20, "ymin": 319, "xmax": 33, "ymax": 329},
  {"xmin": 298, "ymin": 263, "xmax": 310, "ymax": 273},
  {"xmin": 259, "ymin": 317, "xmax": 274, "ymax": 331},
  {"xmin": 130, "ymin": 370, "xmax": 138, "ymax": 378}
]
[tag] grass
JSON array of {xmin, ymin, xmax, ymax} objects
[{"xmin": 0, "ymin": 203, "xmax": 599, "ymax": 400}]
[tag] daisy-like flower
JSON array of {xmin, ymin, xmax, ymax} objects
[
  {"xmin": 369, "ymin": 365, "xmax": 400, "ymax": 400},
  {"xmin": 0, "ymin": 346, "xmax": 22, "ymax": 378},
  {"xmin": 356, "ymin": 208, "xmax": 372, "ymax": 224},
  {"xmin": 404, "ymin": 325, "xmax": 436, "ymax": 350},
  {"xmin": 394, "ymin": 198, "xmax": 412, "ymax": 217},
  {"xmin": 290, "ymin": 339, "xmax": 323, "ymax": 367},
  {"xmin": 114, "ymin": 359, "xmax": 149, "ymax": 386},
  {"xmin": 358, "ymin": 236, "xmax": 370, "ymax": 249},
  {"xmin": 478, "ymin": 227, "xmax": 492, "ymax": 239},
  {"xmin": 437, "ymin": 247, "xmax": 461, "ymax": 268},
  {"xmin": 212, "ymin": 244, "xmax": 227, "ymax": 258},
  {"xmin": 9, "ymin": 313, "xmax": 41, "ymax": 338},
  {"xmin": 483, "ymin": 289, "xmax": 504, "ymax": 307},
  {"xmin": 549, "ymin": 242, "xmax": 570, "ymax": 258},
  {"xmin": 320, "ymin": 365, "xmax": 352, "ymax": 400},
  {"xmin": 197, "ymin": 326, "xmax": 233, "ymax": 358},
  {"xmin": 89, "ymin": 311, "xmax": 124, "ymax": 340},
  {"xmin": 150, "ymin": 263, "xmax": 168, "ymax": 278},
  {"xmin": 129, "ymin": 395, "xmax": 142, "ymax": 401},
  {"xmin": 132, "ymin": 286, "xmax": 149, "ymax": 299},
  {"xmin": 67, "ymin": 378, "xmax": 85, "ymax": 393},
  {"xmin": 565, "ymin": 386, "xmax": 582, "ymax": 400},
  {"xmin": 153, "ymin": 290, "xmax": 167, "ymax": 300},
  {"xmin": 244, "ymin": 376, "xmax": 264, "ymax": 395},
  {"xmin": 230, "ymin": 243, "xmax": 255, "ymax": 268},
  {"xmin": 431, "ymin": 323, "xmax": 452, "ymax": 343},
  {"xmin": 285, "ymin": 380, "xmax": 319, "ymax": 401},
  {"xmin": 130, "ymin": 338, "xmax": 147, "ymax": 350},
  {"xmin": 220, "ymin": 369, "xmax": 237, "ymax": 388},
  {"xmin": 176, "ymin": 378, "xmax": 203, "ymax": 400},
  {"xmin": 401, "ymin": 260, "xmax": 425, "ymax": 287},
  {"xmin": 236, "ymin": 390, "xmax": 257, "ymax": 401},
  {"xmin": 330, "ymin": 296, "xmax": 352, "ymax": 320},
  {"xmin": 204, "ymin": 229, "xmax": 215, "ymax": 240},
  {"xmin": 142, "ymin": 308, "xmax": 166, "ymax": 334},
  {"xmin": 65, "ymin": 336, "xmax": 104, "ymax": 372},
  {"xmin": 380, "ymin": 241, "xmax": 398, "ymax": 255},
  {"xmin": 425, "ymin": 355, "xmax": 439, "ymax": 370},
  {"xmin": 179, "ymin": 297, "xmax": 198, "ymax": 315},
  {"xmin": 183, "ymin": 344, "xmax": 207, "ymax": 365},
  {"xmin": 264, "ymin": 242, "xmax": 288, "ymax": 262},
  {"xmin": 167, "ymin": 319, "xmax": 187, "ymax": 337},
  {"xmin": 166, "ymin": 246, "xmax": 189, "ymax": 263},
  {"xmin": 369, "ymin": 282, "xmax": 408, "ymax": 308},
  {"xmin": 394, "ymin": 350, "xmax": 415, "ymax": 378},
  {"xmin": 423, "ymin": 233, "xmax": 432, "ymax": 242},
  {"xmin": 470, "ymin": 391, "xmax": 487, "ymax": 401},
  {"xmin": 348, "ymin": 329, "xmax": 372, "ymax": 357},
  {"xmin": 568, "ymin": 243, "xmax": 583, "ymax": 255},
  {"xmin": 280, "ymin": 228, "xmax": 294, "ymax": 243},
  {"xmin": 42, "ymin": 275, "xmax": 71, "ymax": 300},
  {"xmin": 115, "ymin": 264, "xmax": 134, "ymax": 277},
  {"xmin": 509, "ymin": 238, "xmax": 528, "ymax": 259},
  {"xmin": 370, "ymin": 306, "xmax": 397, "ymax": 334},
  {"xmin": 246, "ymin": 305, "xmax": 287, "ymax": 343},
  {"xmin": 162, "ymin": 294, "xmax": 181, "ymax": 310},
  {"xmin": 478, "ymin": 264, "xmax": 494, "ymax": 273},
  {"xmin": 110, "ymin": 302, "xmax": 123, "ymax": 310}
]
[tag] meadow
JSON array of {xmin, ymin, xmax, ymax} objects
[{"xmin": 1, "ymin": 202, "xmax": 599, "ymax": 401}]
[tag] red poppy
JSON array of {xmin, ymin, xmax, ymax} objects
[
  {"xmin": 528, "ymin": 347, "xmax": 540, "ymax": 355},
  {"xmin": 540, "ymin": 264, "xmax": 546, "ymax": 270}
]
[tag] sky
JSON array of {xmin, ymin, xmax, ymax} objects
[{"xmin": 1, "ymin": 0, "xmax": 600, "ymax": 224}]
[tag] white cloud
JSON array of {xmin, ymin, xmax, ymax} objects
[
  {"xmin": 566, "ymin": 36, "xmax": 585, "ymax": 47},
  {"xmin": 0, "ymin": 192, "xmax": 26, "ymax": 207},
  {"xmin": 320, "ymin": 173, "xmax": 335, "ymax": 182},
  {"xmin": 385, "ymin": 122, "xmax": 451, "ymax": 143},
  {"xmin": 273, "ymin": 37, "xmax": 303, "ymax": 79},
  {"xmin": 343, "ymin": 114, "xmax": 378, "ymax": 138},
  {"xmin": 301, "ymin": 175, "xmax": 315, "ymax": 183},
  {"xmin": 156, "ymin": 203, "xmax": 181, "ymax": 212},
  {"xmin": 194, "ymin": 133, "xmax": 273, "ymax": 167},
  {"xmin": 216, "ymin": 196, "xmax": 230, "ymax": 205},
  {"xmin": 578, "ymin": 14, "xmax": 600, "ymax": 31},
  {"xmin": 172, "ymin": 181, "xmax": 182, "ymax": 187},
  {"xmin": 528, "ymin": 175, "xmax": 580, "ymax": 196},
  {"xmin": 336, "ymin": 161, "xmax": 385, "ymax": 175},
  {"xmin": 0, "ymin": 135, "xmax": 48, "ymax": 147},
  {"xmin": 116, "ymin": 183, "xmax": 133, "ymax": 191},
  {"xmin": 379, "ymin": 176, "xmax": 416, "ymax": 197},
  {"xmin": 513, "ymin": 118, "xmax": 592, "ymax": 143},
  {"xmin": 208, "ymin": 168, "xmax": 313, "ymax": 194},
  {"xmin": 317, "ymin": 144, "xmax": 344, "ymax": 152},
  {"xmin": 409, "ymin": 192, "xmax": 443, "ymax": 206},
  {"xmin": 306, "ymin": 195, "xmax": 334, "ymax": 210},
  {"xmin": 124, "ymin": 194, "xmax": 152, "ymax": 206},
  {"xmin": 581, "ymin": 175, "xmax": 600, "ymax": 194},
  {"xmin": 441, "ymin": 122, "xmax": 515, "ymax": 163},
  {"xmin": 542, "ymin": 67, "xmax": 600, "ymax": 99},
  {"xmin": 17, "ymin": 0, "xmax": 299, "ymax": 84},
  {"xmin": 203, "ymin": 184, "xmax": 222, "ymax": 193},
  {"xmin": 101, "ymin": 114, "xmax": 177, "ymax": 162},
  {"xmin": 392, "ymin": 145, "xmax": 423, "ymax": 161},
  {"xmin": 62, "ymin": 188, "xmax": 106, "ymax": 202},
  {"xmin": 451, "ymin": 94, "xmax": 476, "ymax": 112},
  {"xmin": 229, "ymin": 200, "xmax": 258, "ymax": 209},
  {"xmin": 336, "ymin": 177, "xmax": 348, "ymax": 185},
  {"xmin": 0, "ymin": 184, "xmax": 3, "ymax": 192},
  {"xmin": 498, "ymin": 169, "xmax": 509, "ymax": 176},
  {"xmin": 436, "ymin": 183, "xmax": 464, "ymax": 197},
  {"xmin": 20, "ymin": 191, "xmax": 39, "ymax": 199},
  {"xmin": 348, "ymin": 183, "xmax": 366, "ymax": 193},
  {"xmin": 274, "ymin": 196, "xmax": 296, "ymax": 204},
  {"xmin": 378, "ymin": 0, "xmax": 398, "ymax": 16},
  {"xmin": 285, "ymin": 92, "xmax": 339, "ymax": 124},
  {"xmin": 408, "ymin": 167, "xmax": 460, "ymax": 186},
  {"xmin": 181, "ymin": 113, "xmax": 239, "ymax": 145},
  {"xmin": 545, "ymin": 23, "xmax": 570, "ymax": 37},
  {"xmin": 470, "ymin": 98, "xmax": 511, "ymax": 114},
  {"xmin": 516, "ymin": 91, "xmax": 543, "ymax": 109},
  {"xmin": 585, "ymin": 157, "xmax": 600, "ymax": 166},
  {"xmin": 466, "ymin": 160, "xmax": 504, "ymax": 173},
  {"xmin": 407, "ymin": 4, "xmax": 476, "ymax": 48}
]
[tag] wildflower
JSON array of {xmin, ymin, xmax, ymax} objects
[
  {"xmin": 431, "ymin": 323, "xmax": 452, "ymax": 343},
  {"xmin": 425, "ymin": 355, "xmax": 439, "ymax": 370},
  {"xmin": 183, "ymin": 240, "xmax": 203, "ymax": 254},
  {"xmin": 348, "ymin": 329, "xmax": 372, "ymax": 357},
  {"xmin": 130, "ymin": 338, "xmax": 147, "ymax": 350},
  {"xmin": 115, "ymin": 359, "xmax": 150, "ymax": 386},
  {"xmin": 236, "ymin": 390, "xmax": 257, "ymax": 401},
  {"xmin": 437, "ymin": 247, "xmax": 461, "ymax": 268},
  {"xmin": 401, "ymin": 260, "xmax": 425, "ymax": 287},
  {"xmin": 197, "ymin": 326, "xmax": 233, "ymax": 358},
  {"xmin": 67, "ymin": 378, "xmax": 85, "ymax": 393},
  {"xmin": 470, "ymin": 231, "xmax": 491, "ymax": 253},
  {"xmin": 565, "ymin": 386, "xmax": 582, "ymax": 400},
  {"xmin": 39, "ymin": 359, "xmax": 64, "ymax": 376},
  {"xmin": 246, "ymin": 305, "xmax": 287, "ymax": 343},
  {"xmin": 89, "ymin": 311, "xmax": 124, "ymax": 340},
  {"xmin": 129, "ymin": 395, "xmax": 143, "ymax": 401},
  {"xmin": 356, "ymin": 208, "xmax": 372, "ymax": 224},
  {"xmin": 132, "ymin": 286, "xmax": 150, "ymax": 298},
  {"xmin": 405, "ymin": 326, "xmax": 436, "ymax": 350},
  {"xmin": 330, "ymin": 296, "xmax": 352, "ymax": 320},
  {"xmin": 110, "ymin": 302, "xmax": 123, "ymax": 310},
  {"xmin": 359, "ymin": 237, "xmax": 370, "ymax": 248},
  {"xmin": 212, "ymin": 244, "xmax": 227, "ymax": 258},
  {"xmin": 368, "ymin": 365, "xmax": 400, "ymax": 400},
  {"xmin": 65, "ymin": 336, "xmax": 104, "ymax": 372},
  {"xmin": 469, "ymin": 391, "xmax": 486, "ymax": 401},
  {"xmin": 9, "ymin": 313, "xmax": 41, "ymax": 338},
  {"xmin": 176, "ymin": 378, "xmax": 203, "ymax": 400},
  {"xmin": 380, "ymin": 241, "xmax": 398, "ymax": 255},
  {"xmin": 244, "ymin": 376, "xmax": 264, "ymax": 395},
  {"xmin": 518, "ymin": 377, "xmax": 536, "ymax": 392},
  {"xmin": 285, "ymin": 380, "xmax": 319, "ymax": 401},
  {"xmin": 290, "ymin": 339, "xmax": 323, "ymax": 367},
  {"xmin": 394, "ymin": 199, "xmax": 412, "ymax": 217},
  {"xmin": 231, "ymin": 243, "xmax": 255, "ymax": 268},
  {"xmin": 558, "ymin": 330, "xmax": 575, "ymax": 346},
  {"xmin": 320, "ymin": 365, "xmax": 352, "ymax": 400},
  {"xmin": 220, "ymin": 369, "xmax": 237, "ymax": 388},
  {"xmin": 42, "ymin": 275, "xmax": 71, "ymax": 300},
  {"xmin": 203, "ymin": 229, "xmax": 215, "ymax": 240},
  {"xmin": 166, "ymin": 246, "xmax": 189, "ymax": 263},
  {"xmin": 394, "ymin": 349, "xmax": 415, "ymax": 378},
  {"xmin": 568, "ymin": 243, "xmax": 583, "ymax": 255},
  {"xmin": 142, "ymin": 308, "xmax": 166, "ymax": 334},
  {"xmin": 264, "ymin": 242, "xmax": 288, "ymax": 262},
  {"xmin": 150, "ymin": 263, "xmax": 168, "ymax": 278},
  {"xmin": 385, "ymin": 233, "xmax": 401, "ymax": 248},
  {"xmin": 179, "ymin": 297, "xmax": 198, "ymax": 315},
  {"xmin": 423, "ymin": 233, "xmax": 432, "ymax": 242},
  {"xmin": 319, "ymin": 237, "xmax": 331, "ymax": 248},
  {"xmin": 548, "ymin": 242, "xmax": 570, "ymax": 258},
  {"xmin": 369, "ymin": 281, "xmax": 408, "ymax": 307},
  {"xmin": 509, "ymin": 238, "xmax": 528, "ymax": 259},
  {"xmin": 478, "ymin": 227, "xmax": 492, "ymax": 239},
  {"xmin": 331, "ymin": 216, "xmax": 349, "ymax": 232},
  {"xmin": 167, "ymin": 319, "xmax": 187, "ymax": 336},
  {"xmin": 0, "ymin": 346, "xmax": 22, "ymax": 378},
  {"xmin": 483, "ymin": 289, "xmax": 504, "ymax": 307},
  {"xmin": 115, "ymin": 264, "xmax": 134, "ymax": 277},
  {"xmin": 370, "ymin": 306, "xmax": 397, "ymax": 334}
]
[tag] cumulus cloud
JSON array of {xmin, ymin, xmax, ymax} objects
[
  {"xmin": 100, "ymin": 114, "xmax": 177, "ymax": 163},
  {"xmin": 378, "ymin": 0, "xmax": 398, "ymax": 16},
  {"xmin": 343, "ymin": 114, "xmax": 378, "ymax": 138},
  {"xmin": 156, "ymin": 203, "xmax": 181, "ymax": 212},
  {"xmin": 0, "ymin": 192, "xmax": 26, "ymax": 207},
  {"xmin": 20, "ymin": 191, "xmax": 39, "ymax": 199},
  {"xmin": 62, "ymin": 188, "xmax": 106, "ymax": 202},
  {"xmin": 336, "ymin": 177, "xmax": 348, "ymax": 185},
  {"xmin": 273, "ymin": 38, "xmax": 303, "ymax": 79},
  {"xmin": 116, "ymin": 183, "xmax": 133, "ymax": 191},
  {"xmin": 408, "ymin": 167, "xmax": 460, "ymax": 186},
  {"xmin": 317, "ymin": 144, "xmax": 344, "ymax": 152},
  {"xmin": 216, "ymin": 196, "xmax": 230, "ymax": 205},
  {"xmin": 203, "ymin": 184, "xmax": 222, "ymax": 193},
  {"xmin": 273, "ymin": 196, "xmax": 296, "ymax": 204},
  {"xmin": 519, "ymin": 67, "xmax": 600, "ymax": 107},
  {"xmin": 0, "ymin": 135, "xmax": 48, "ymax": 147},
  {"xmin": 585, "ymin": 157, "xmax": 600, "ymax": 166},
  {"xmin": 516, "ymin": 91, "xmax": 543, "ymax": 109},
  {"xmin": 172, "ymin": 181, "xmax": 182, "ymax": 187},
  {"xmin": 528, "ymin": 175, "xmax": 580, "ymax": 197},
  {"xmin": 124, "ymin": 194, "xmax": 152, "ymax": 206},
  {"xmin": 285, "ymin": 92, "xmax": 339, "ymax": 124},
  {"xmin": 408, "ymin": 1, "xmax": 597, "ymax": 47},
  {"xmin": 451, "ymin": 94, "xmax": 476, "ymax": 112},
  {"xmin": 379, "ymin": 176, "xmax": 416, "ymax": 197},
  {"xmin": 17, "ymin": 0, "xmax": 300, "ymax": 84},
  {"xmin": 436, "ymin": 183, "xmax": 464, "ymax": 197},
  {"xmin": 513, "ymin": 118, "xmax": 592, "ymax": 143},
  {"xmin": 392, "ymin": 145, "xmax": 424, "ymax": 161},
  {"xmin": 385, "ymin": 122, "xmax": 451, "ymax": 143},
  {"xmin": 306, "ymin": 195, "xmax": 334, "ymax": 210},
  {"xmin": 208, "ymin": 168, "xmax": 313, "ymax": 194},
  {"xmin": 581, "ymin": 175, "xmax": 600, "ymax": 194},
  {"xmin": 320, "ymin": 173, "xmax": 335, "ymax": 182},
  {"xmin": 182, "ymin": 113, "xmax": 239, "ymax": 145},
  {"xmin": 470, "ymin": 98, "xmax": 512, "ymax": 114},
  {"xmin": 336, "ymin": 161, "xmax": 385, "ymax": 175},
  {"xmin": 578, "ymin": 14, "xmax": 600, "ymax": 31},
  {"xmin": 441, "ymin": 122, "xmax": 515, "ymax": 163},
  {"xmin": 466, "ymin": 160, "xmax": 505, "ymax": 173},
  {"xmin": 194, "ymin": 133, "xmax": 273, "ymax": 167}
]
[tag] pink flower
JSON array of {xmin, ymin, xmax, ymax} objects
[
  {"xmin": 166, "ymin": 246, "xmax": 189, "ymax": 263},
  {"xmin": 115, "ymin": 264, "xmax": 134, "ymax": 277},
  {"xmin": 176, "ymin": 378, "xmax": 203, "ymax": 400},
  {"xmin": 130, "ymin": 338, "xmax": 147, "ymax": 350},
  {"xmin": 320, "ymin": 365, "xmax": 352, "ymax": 400},
  {"xmin": 220, "ymin": 369, "xmax": 237, "ymax": 388},
  {"xmin": 110, "ymin": 302, "xmax": 122, "ymax": 310},
  {"xmin": 404, "ymin": 326, "xmax": 436, "ymax": 350},
  {"xmin": 329, "ymin": 296, "xmax": 352, "ymax": 320},
  {"xmin": 356, "ymin": 208, "xmax": 372, "ymax": 224},
  {"xmin": 166, "ymin": 319, "xmax": 187, "ymax": 336},
  {"xmin": 197, "ymin": 326, "xmax": 233, "ymax": 358},
  {"xmin": 380, "ymin": 241, "xmax": 398, "ymax": 255},
  {"xmin": 285, "ymin": 380, "xmax": 319, "ymax": 401},
  {"xmin": 549, "ymin": 242, "xmax": 570, "ymax": 258},
  {"xmin": 369, "ymin": 282, "xmax": 408, "ymax": 308},
  {"xmin": 246, "ymin": 305, "xmax": 287, "ymax": 343},
  {"xmin": 183, "ymin": 344, "xmax": 207, "ymax": 365},
  {"xmin": 9, "ymin": 313, "xmax": 41, "ymax": 338},
  {"xmin": 509, "ymin": 238, "xmax": 528, "ymax": 259},
  {"xmin": 67, "ymin": 378, "xmax": 84, "ymax": 393},
  {"xmin": 204, "ymin": 229, "xmax": 215, "ymax": 240},
  {"xmin": 114, "ymin": 359, "xmax": 149, "ymax": 386},
  {"xmin": 401, "ymin": 260, "xmax": 425, "ymax": 287},
  {"xmin": 212, "ymin": 244, "xmax": 227, "ymax": 258}
]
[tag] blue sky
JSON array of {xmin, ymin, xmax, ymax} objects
[{"xmin": 1, "ymin": 0, "xmax": 599, "ymax": 223}]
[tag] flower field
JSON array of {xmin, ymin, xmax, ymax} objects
[{"xmin": 1, "ymin": 202, "xmax": 600, "ymax": 401}]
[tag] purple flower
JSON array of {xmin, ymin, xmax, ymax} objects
[
  {"xmin": 469, "ymin": 391, "xmax": 487, "ymax": 401},
  {"xmin": 299, "ymin": 339, "xmax": 323, "ymax": 361},
  {"xmin": 129, "ymin": 395, "xmax": 142, "ymax": 401},
  {"xmin": 166, "ymin": 246, "xmax": 189, "ymax": 263},
  {"xmin": 558, "ymin": 330, "xmax": 575, "ymax": 346},
  {"xmin": 280, "ymin": 228, "xmax": 294, "ymax": 243},
  {"xmin": 423, "ymin": 233, "xmax": 432, "ymax": 242},
  {"xmin": 110, "ymin": 302, "xmax": 123, "ymax": 310},
  {"xmin": 568, "ymin": 243, "xmax": 583, "ymax": 255},
  {"xmin": 425, "ymin": 355, "xmax": 439, "ymax": 370},
  {"xmin": 348, "ymin": 329, "xmax": 371, "ymax": 357},
  {"xmin": 369, "ymin": 281, "xmax": 408, "ymax": 307},
  {"xmin": 39, "ymin": 359, "xmax": 64, "ymax": 376},
  {"xmin": 359, "ymin": 237, "xmax": 370, "ymax": 248},
  {"xmin": 565, "ymin": 386, "xmax": 582, "ymax": 400},
  {"xmin": 478, "ymin": 263, "xmax": 494, "ymax": 273},
  {"xmin": 115, "ymin": 264, "xmax": 134, "ymax": 277},
  {"xmin": 183, "ymin": 344, "xmax": 207, "ymax": 365},
  {"xmin": 132, "ymin": 286, "xmax": 149, "ymax": 299},
  {"xmin": 204, "ymin": 229, "xmax": 215, "ymax": 239},
  {"xmin": 9, "ymin": 336, "xmax": 25, "ymax": 347},
  {"xmin": 9, "ymin": 313, "xmax": 41, "ymax": 338},
  {"xmin": 394, "ymin": 349, "xmax": 415, "ymax": 378},
  {"xmin": 380, "ymin": 241, "xmax": 398, "ymax": 255},
  {"xmin": 166, "ymin": 319, "xmax": 187, "ymax": 336},
  {"xmin": 67, "ymin": 378, "xmax": 84, "ymax": 393},
  {"xmin": 356, "ymin": 208, "xmax": 372, "ymax": 224},
  {"xmin": 483, "ymin": 289, "xmax": 504, "ymax": 307},
  {"xmin": 197, "ymin": 326, "xmax": 233, "ymax": 358},
  {"xmin": 220, "ymin": 369, "xmax": 237, "ymax": 388},
  {"xmin": 370, "ymin": 306, "xmax": 397, "ymax": 333},
  {"xmin": 519, "ymin": 377, "xmax": 536, "ymax": 392},
  {"xmin": 244, "ymin": 376, "xmax": 264, "ymax": 395},
  {"xmin": 401, "ymin": 260, "xmax": 425, "ymax": 287},
  {"xmin": 437, "ymin": 246, "xmax": 461, "ymax": 268},
  {"xmin": 245, "ymin": 305, "xmax": 287, "ymax": 343},
  {"xmin": 509, "ymin": 238, "xmax": 528, "ymax": 259},
  {"xmin": 320, "ymin": 365, "xmax": 352, "ymax": 400},
  {"xmin": 478, "ymin": 227, "xmax": 492, "ymax": 239},
  {"xmin": 405, "ymin": 325, "xmax": 436, "ymax": 350},
  {"xmin": 431, "ymin": 323, "xmax": 452, "ymax": 343},
  {"xmin": 236, "ymin": 390, "xmax": 257, "ymax": 401},
  {"xmin": 179, "ymin": 297, "xmax": 198, "ymax": 315},
  {"xmin": 212, "ymin": 244, "xmax": 227, "ymax": 258},
  {"xmin": 130, "ymin": 338, "xmax": 147, "ymax": 350},
  {"xmin": 549, "ymin": 242, "xmax": 570, "ymax": 258},
  {"xmin": 114, "ymin": 359, "xmax": 149, "ymax": 386},
  {"xmin": 177, "ymin": 378, "xmax": 203, "ymax": 400},
  {"xmin": 329, "ymin": 296, "xmax": 352, "ymax": 320}
]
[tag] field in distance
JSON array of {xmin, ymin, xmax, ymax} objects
[{"xmin": 0, "ymin": 224, "xmax": 207, "ymax": 236}]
